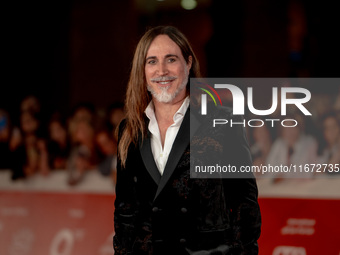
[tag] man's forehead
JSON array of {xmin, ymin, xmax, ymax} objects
[{"xmin": 146, "ymin": 35, "xmax": 183, "ymax": 58}]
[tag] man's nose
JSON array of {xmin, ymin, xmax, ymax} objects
[{"xmin": 157, "ymin": 61, "xmax": 168, "ymax": 76}]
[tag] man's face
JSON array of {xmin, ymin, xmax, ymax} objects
[{"xmin": 145, "ymin": 35, "xmax": 192, "ymax": 104}]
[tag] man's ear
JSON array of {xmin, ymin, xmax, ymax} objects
[{"xmin": 187, "ymin": 56, "xmax": 193, "ymax": 71}]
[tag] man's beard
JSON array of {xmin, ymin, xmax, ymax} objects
[{"xmin": 147, "ymin": 69, "xmax": 188, "ymax": 103}]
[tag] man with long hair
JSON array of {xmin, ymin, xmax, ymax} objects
[{"xmin": 114, "ymin": 26, "xmax": 261, "ymax": 254}]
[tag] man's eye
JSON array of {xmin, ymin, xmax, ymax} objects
[
  {"xmin": 168, "ymin": 58, "xmax": 176, "ymax": 63},
  {"xmin": 147, "ymin": 60, "xmax": 156, "ymax": 64}
]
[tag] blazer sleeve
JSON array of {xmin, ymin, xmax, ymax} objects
[
  {"xmin": 222, "ymin": 114, "xmax": 262, "ymax": 255},
  {"xmin": 113, "ymin": 120, "xmax": 137, "ymax": 254}
]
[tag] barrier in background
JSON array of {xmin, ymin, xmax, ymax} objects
[
  {"xmin": 0, "ymin": 170, "xmax": 115, "ymax": 255},
  {"xmin": 1, "ymin": 171, "xmax": 340, "ymax": 255},
  {"xmin": 258, "ymin": 197, "xmax": 340, "ymax": 255},
  {"xmin": 0, "ymin": 191, "xmax": 115, "ymax": 255},
  {"xmin": 257, "ymin": 178, "xmax": 340, "ymax": 255}
]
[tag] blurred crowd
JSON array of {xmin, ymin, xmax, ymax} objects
[
  {"xmin": 247, "ymin": 91, "xmax": 340, "ymax": 180},
  {"xmin": 0, "ymin": 96, "xmax": 125, "ymax": 187},
  {"xmin": 1, "ymin": 91, "xmax": 340, "ymax": 187}
]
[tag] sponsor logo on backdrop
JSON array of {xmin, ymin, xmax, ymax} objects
[{"xmin": 272, "ymin": 246, "xmax": 307, "ymax": 255}]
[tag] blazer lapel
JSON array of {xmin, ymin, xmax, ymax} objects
[
  {"xmin": 139, "ymin": 130, "xmax": 162, "ymax": 185},
  {"xmin": 154, "ymin": 108, "xmax": 191, "ymax": 201}
]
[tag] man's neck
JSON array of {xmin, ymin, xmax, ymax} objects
[
  {"xmin": 151, "ymin": 95, "xmax": 188, "ymax": 148},
  {"xmin": 153, "ymin": 95, "xmax": 186, "ymax": 124}
]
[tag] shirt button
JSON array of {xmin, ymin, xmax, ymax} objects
[
  {"xmin": 179, "ymin": 238, "xmax": 186, "ymax": 244},
  {"xmin": 152, "ymin": 207, "xmax": 159, "ymax": 212},
  {"xmin": 181, "ymin": 207, "xmax": 188, "ymax": 213}
]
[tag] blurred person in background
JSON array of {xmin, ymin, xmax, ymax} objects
[
  {"xmin": 10, "ymin": 110, "xmax": 49, "ymax": 179},
  {"xmin": 70, "ymin": 102, "xmax": 96, "ymax": 124},
  {"xmin": 8, "ymin": 95, "xmax": 41, "ymax": 153},
  {"xmin": 317, "ymin": 110, "xmax": 340, "ymax": 173},
  {"xmin": 67, "ymin": 118, "xmax": 96, "ymax": 185},
  {"xmin": 266, "ymin": 112, "xmax": 318, "ymax": 180},
  {"xmin": 249, "ymin": 120, "xmax": 273, "ymax": 169},
  {"xmin": 9, "ymin": 94, "xmax": 43, "ymax": 153},
  {"xmin": 106, "ymin": 102, "xmax": 125, "ymax": 138},
  {"xmin": 95, "ymin": 129, "xmax": 117, "ymax": 186},
  {"xmin": 0, "ymin": 109, "xmax": 12, "ymax": 170},
  {"xmin": 20, "ymin": 95, "xmax": 41, "ymax": 114},
  {"xmin": 47, "ymin": 113, "xmax": 70, "ymax": 170}
]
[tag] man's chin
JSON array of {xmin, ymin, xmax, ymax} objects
[
  {"xmin": 157, "ymin": 85, "xmax": 171, "ymax": 90},
  {"xmin": 153, "ymin": 94, "xmax": 174, "ymax": 103}
]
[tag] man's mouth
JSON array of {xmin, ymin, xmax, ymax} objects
[
  {"xmin": 156, "ymin": 80, "xmax": 173, "ymax": 85},
  {"xmin": 151, "ymin": 76, "xmax": 177, "ymax": 86}
]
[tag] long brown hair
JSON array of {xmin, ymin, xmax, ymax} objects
[{"xmin": 118, "ymin": 26, "xmax": 200, "ymax": 167}]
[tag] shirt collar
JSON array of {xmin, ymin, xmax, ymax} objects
[{"xmin": 145, "ymin": 96, "xmax": 190, "ymax": 123}]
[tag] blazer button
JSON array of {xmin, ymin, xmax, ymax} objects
[
  {"xmin": 181, "ymin": 207, "xmax": 187, "ymax": 213},
  {"xmin": 133, "ymin": 176, "xmax": 137, "ymax": 183},
  {"xmin": 152, "ymin": 207, "xmax": 159, "ymax": 212},
  {"xmin": 179, "ymin": 238, "xmax": 186, "ymax": 244}
]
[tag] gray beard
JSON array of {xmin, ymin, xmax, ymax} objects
[{"xmin": 147, "ymin": 70, "xmax": 188, "ymax": 103}]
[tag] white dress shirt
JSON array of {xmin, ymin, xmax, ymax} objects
[{"xmin": 145, "ymin": 96, "xmax": 190, "ymax": 175}]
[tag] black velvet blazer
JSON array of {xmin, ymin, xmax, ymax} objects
[{"xmin": 113, "ymin": 106, "xmax": 261, "ymax": 255}]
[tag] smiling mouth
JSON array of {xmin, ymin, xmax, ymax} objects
[
  {"xmin": 151, "ymin": 76, "xmax": 177, "ymax": 86},
  {"xmin": 155, "ymin": 80, "xmax": 174, "ymax": 85}
]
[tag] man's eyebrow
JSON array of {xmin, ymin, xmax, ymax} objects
[
  {"xmin": 165, "ymin": 54, "xmax": 179, "ymax": 58},
  {"xmin": 146, "ymin": 56, "xmax": 156, "ymax": 61},
  {"xmin": 145, "ymin": 54, "xmax": 179, "ymax": 61}
]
